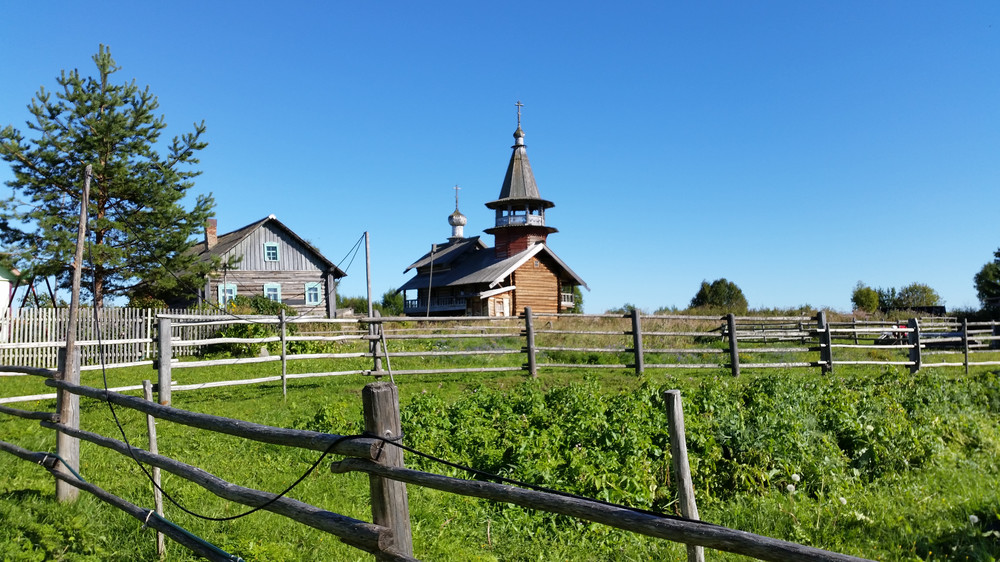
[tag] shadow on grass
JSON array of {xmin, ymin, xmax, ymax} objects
[{"xmin": 913, "ymin": 505, "xmax": 1000, "ymax": 560}]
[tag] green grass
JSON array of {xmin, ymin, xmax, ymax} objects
[{"xmin": 1, "ymin": 355, "xmax": 999, "ymax": 561}]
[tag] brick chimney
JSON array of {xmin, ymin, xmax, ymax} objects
[{"xmin": 205, "ymin": 219, "xmax": 217, "ymax": 249}]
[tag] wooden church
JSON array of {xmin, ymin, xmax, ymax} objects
[{"xmin": 398, "ymin": 109, "xmax": 587, "ymax": 316}]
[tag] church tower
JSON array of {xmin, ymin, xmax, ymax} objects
[{"xmin": 484, "ymin": 102, "xmax": 557, "ymax": 259}]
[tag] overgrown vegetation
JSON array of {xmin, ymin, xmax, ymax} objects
[{"xmin": 0, "ymin": 344, "xmax": 998, "ymax": 560}]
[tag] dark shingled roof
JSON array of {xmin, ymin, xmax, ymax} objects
[
  {"xmin": 403, "ymin": 236, "xmax": 488, "ymax": 273},
  {"xmin": 189, "ymin": 216, "xmax": 346, "ymax": 278},
  {"xmin": 398, "ymin": 243, "xmax": 588, "ymax": 293},
  {"xmin": 485, "ymin": 126, "xmax": 554, "ymax": 209}
]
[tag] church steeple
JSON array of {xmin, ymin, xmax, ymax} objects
[
  {"xmin": 484, "ymin": 101, "xmax": 557, "ymax": 259},
  {"xmin": 448, "ymin": 184, "xmax": 467, "ymax": 241}
]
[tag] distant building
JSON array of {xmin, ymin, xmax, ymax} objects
[
  {"xmin": 188, "ymin": 215, "xmax": 346, "ymax": 317},
  {"xmin": 0, "ymin": 265, "xmax": 18, "ymax": 339},
  {"xmin": 399, "ymin": 113, "xmax": 587, "ymax": 316}
]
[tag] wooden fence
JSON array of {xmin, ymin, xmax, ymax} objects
[
  {"xmin": 0, "ymin": 362, "xmax": 869, "ymax": 561},
  {"xmin": 5, "ymin": 309, "xmax": 996, "ymax": 559},
  {"xmin": 0, "ymin": 307, "xmax": 223, "ymax": 369},
  {"xmin": 4, "ymin": 310, "xmax": 1000, "ymax": 398}
]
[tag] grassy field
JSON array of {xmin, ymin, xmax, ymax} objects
[{"xmin": 1, "ymin": 351, "xmax": 998, "ymax": 560}]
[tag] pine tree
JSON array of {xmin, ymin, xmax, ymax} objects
[{"xmin": 0, "ymin": 45, "xmax": 215, "ymax": 306}]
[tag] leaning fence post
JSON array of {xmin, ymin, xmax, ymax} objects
[
  {"xmin": 142, "ymin": 380, "xmax": 166, "ymax": 559},
  {"xmin": 55, "ymin": 347, "xmax": 81, "ymax": 502},
  {"xmin": 664, "ymin": 390, "xmax": 705, "ymax": 562},
  {"xmin": 280, "ymin": 310, "xmax": 287, "ymax": 398},
  {"xmin": 631, "ymin": 308, "xmax": 644, "ymax": 375},
  {"xmin": 523, "ymin": 306, "xmax": 537, "ymax": 378},
  {"xmin": 362, "ymin": 381, "xmax": 413, "ymax": 558},
  {"xmin": 726, "ymin": 313, "xmax": 739, "ymax": 377},
  {"xmin": 908, "ymin": 318, "xmax": 922, "ymax": 373},
  {"xmin": 817, "ymin": 311, "xmax": 832, "ymax": 374}
]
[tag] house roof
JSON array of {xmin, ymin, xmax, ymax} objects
[
  {"xmin": 403, "ymin": 236, "xmax": 489, "ymax": 273},
  {"xmin": 398, "ymin": 243, "xmax": 588, "ymax": 292},
  {"xmin": 190, "ymin": 216, "xmax": 347, "ymax": 278},
  {"xmin": 485, "ymin": 126, "xmax": 554, "ymax": 210}
]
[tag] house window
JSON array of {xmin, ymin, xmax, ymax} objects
[
  {"xmin": 305, "ymin": 282, "xmax": 322, "ymax": 305},
  {"xmin": 218, "ymin": 283, "xmax": 237, "ymax": 306},
  {"xmin": 264, "ymin": 242, "xmax": 280, "ymax": 262},
  {"xmin": 263, "ymin": 283, "xmax": 282, "ymax": 302}
]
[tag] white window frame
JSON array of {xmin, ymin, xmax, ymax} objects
[
  {"xmin": 305, "ymin": 282, "xmax": 322, "ymax": 305},
  {"xmin": 218, "ymin": 283, "xmax": 237, "ymax": 306},
  {"xmin": 263, "ymin": 242, "xmax": 280, "ymax": 262},
  {"xmin": 263, "ymin": 282, "xmax": 282, "ymax": 302}
]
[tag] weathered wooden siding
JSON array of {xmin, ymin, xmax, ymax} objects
[
  {"xmin": 212, "ymin": 271, "xmax": 328, "ymax": 315},
  {"xmin": 512, "ymin": 255, "xmax": 559, "ymax": 315},
  {"xmin": 220, "ymin": 223, "xmax": 327, "ymax": 272}
]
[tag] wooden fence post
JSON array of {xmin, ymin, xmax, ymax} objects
[
  {"xmin": 631, "ymin": 309, "xmax": 644, "ymax": 375},
  {"xmin": 362, "ymin": 382, "xmax": 413, "ymax": 559},
  {"xmin": 55, "ymin": 347, "xmax": 81, "ymax": 502},
  {"xmin": 852, "ymin": 317, "xmax": 859, "ymax": 345},
  {"xmin": 907, "ymin": 318, "xmax": 921, "ymax": 373},
  {"xmin": 992, "ymin": 323, "xmax": 1000, "ymax": 351},
  {"xmin": 280, "ymin": 310, "xmax": 287, "ymax": 398},
  {"xmin": 664, "ymin": 390, "xmax": 705, "ymax": 562},
  {"xmin": 370, "ymin": 311, "xmax": 383, "ymax": 376},
  {"xmin": 962, "ymin": 318, "xmax": 970, "ymax": 376},
  {"xmin": 523, "ymin": 307, "xmax": 537, "ymax": 378},
  {"xmin": 143, "ymin": 380, "xmax": 166, "ymax": 559},
  {"xmin": 817, "ymin": 312, "xmax": 832, "ymax": 374},
  {"xmin": 726, "ymin": 313, "xmax": 740, "ymax": 377},
  {"xmin": 157, "ymin": 317, "xmax": 172, "ymax": 406}
]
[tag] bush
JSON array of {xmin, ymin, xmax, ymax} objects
[
  {"xmin": 851, "ymin": 282, "xmax": 879, "ymax": 313},
  {"xmin": 689, "ymin": 278, "xmax": 748, "ymax": 313},
  {"xmin": 206, "ymin": 295, "xmax": 298, "ymax": 357}
]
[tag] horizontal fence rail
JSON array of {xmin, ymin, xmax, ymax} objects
[
  {"xmin": 4, "ymin": 310, "xmax": 999, "ymax": 386},
  {"xmin": 0, "ymin": 367, "xmax": 873, "ymax": 561},
  {"xmin": 7, "ymin": 307, "xmax": 994, "ymax": 559}
]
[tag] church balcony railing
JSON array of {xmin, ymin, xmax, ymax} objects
[
  {"xmin": 495, "ymin": 215, "xmax": 545, "ymax": 227},
  {"xmin": 560, "ymin": 293, "xmax": 576, "ymax": 306},
  {"xmin": 404, "ymin": 296, "xmax": 468, "ymax": 313}
]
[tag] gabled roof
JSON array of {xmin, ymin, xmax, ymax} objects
[
  {"xmin": 398, "ymin": 243, "xmax": 588, "ymax": 292},
  {"xmin": 190, "ymin": 216, "xmax": 346, "ymax": 278},
  {"xmin": 403, "ymin": 236, "xmax": 488, "ymax": 273}
]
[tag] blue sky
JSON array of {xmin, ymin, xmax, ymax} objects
[{"xmin": 2, "ymin": 1, "xmax": 998, "ymax": 313}]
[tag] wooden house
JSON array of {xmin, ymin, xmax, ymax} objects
[
  {"xmin": 189, "ymin": 215, "xmax": 346, "ymax": 317},
  {"xmin": 399, "ymin": 116, "xmax": 587, "ymax": 316}
]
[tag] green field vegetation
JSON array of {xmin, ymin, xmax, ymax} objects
[{"xmin": 1, "ymin": 323, "xmax": 999, "ymax": 561}]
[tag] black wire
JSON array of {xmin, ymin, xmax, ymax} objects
[
  {"xmin": 98, "ymin": 194, "xmax": 367, "ymax": 324},
  {"xmin": 368, "ymin": 433, "xmax": 723, "ymax": 528},
  {"xmin": 86, "ymin": 232, "xmax": 357, "ymax": 522}
]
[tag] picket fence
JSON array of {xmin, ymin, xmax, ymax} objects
[{"xmin": 0, "ymin": 307, "xmax": 223, "ymax": 369}]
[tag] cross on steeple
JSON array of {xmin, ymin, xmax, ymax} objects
[
  {"xmin": 453, "ymin": 184, "xmax": 461, "ymax": 210},
  {"xmin": 515, "ymin": 100, "xmax": 524, "ymax": 127}
]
